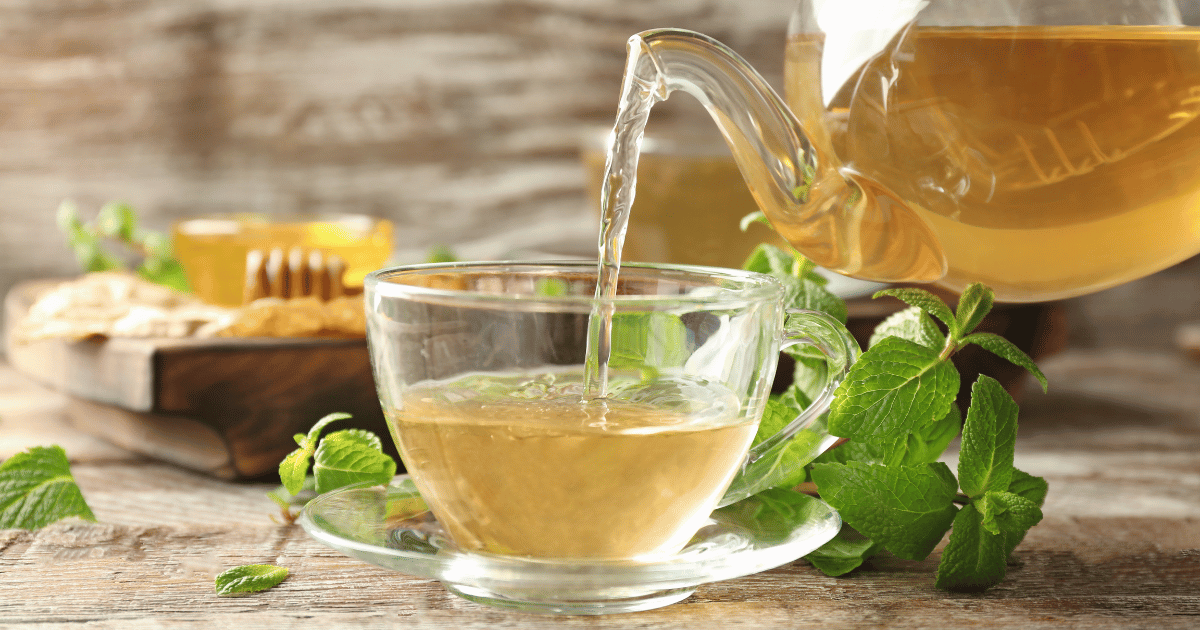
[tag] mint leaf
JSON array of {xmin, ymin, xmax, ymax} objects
[
  {"xmin": 954, "ymin": 283, "xmax": 994, "ymax": 336},
  {"xmin": 937, "ymin": 489, "xmax": 1044, "ymax": 592},
  {"xmin": 279, "ymin": 412, "xmax": 351, "ymax": 495},
  {"xmin": 958, "ymin": 376, "xmax": 1018, "ymax": 497},
  {"xmin": 72, "ymin": 239, "xmax": 124, "ymax": 273},
  {"xmin": 999, "ymin": 471, "xmax": 1048, "ymax": 557},
  {"xmin": 961, "ymin": 332, "xmax": 1048, "ymax": 392},
  {"xmin": 869, "ymin": 306, "xmax": 945, "ymax": 351},
  {"xmin": 742, "ymin": 243, "xmax": 845, "ymax": 322},
  {"xmin": 267, "ymin": 475, "xmax": 316, "ymax": 509},
  {"xmin": 0, "ymin": 446, "xmax": 95, "ymax": 530},
  {"xmin": 935, "ymin": 503, "xmax": 1006, "ymax": 591},
  {"xmin": 1006, "ymin": 468, "xmax": 1049, "ymax": 507},
  {"xmin": 313, "ymin": 429, "xmax": 397, "ymax": 494},
  {"xmin": 781, "ymin": 378, "xmax": 816, "ymax": 414},
  {"xmin": 810, "ymin": 461, "xmax": 958, "ymax": 560},
  {"xmin": 743, "ymin": 397, "xmax": 825, "ymax": 491},
  {"xmin": 804, "ymin": 526, "xmax": 882, "ymax": 576},
  {"xmin": 742, "ymin": 243, "xmax": 828, "ymax": 287},
  {"xmin": 140, "ymin": 230, "xmax": 174, "ymax": 260},
  {"xmin": 873, "ymin": 287, "xmax": 957, "ymax": 335},
  {"xmin": 811, "ymin": 438, "xmax": 884, "ymax": 466},
  {"xmin": 976, "ymin": 491, "xmax": 1043, "ymax": 537},
  {"xmin": 827, "ymin": 336, "xmax": 959, "ymax": 447},
  {"xmin": 56, "ymin": 199, "xmax": 82, "ymax": 233},
  {"xmin": 214, "ymin": 564, "xmax": 289, "ymax": 596}
]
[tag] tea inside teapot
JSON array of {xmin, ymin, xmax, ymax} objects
[{"xmin": 788, "ymin": 24, "xmax": 1200, "ymax": 301}]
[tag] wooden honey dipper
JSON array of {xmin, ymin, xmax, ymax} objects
[{"xmin": 242, "ymin": 246, "xmax": 360, "ymax": 304}]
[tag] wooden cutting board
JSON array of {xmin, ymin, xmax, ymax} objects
[{"xmin": 4, "ymin": 280, "xmax": 390, "ymax": 480}]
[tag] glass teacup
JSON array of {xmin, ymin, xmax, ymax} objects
[{"xmin": 364, "ymin": 261, "xmax": 858, "ymax": 562}]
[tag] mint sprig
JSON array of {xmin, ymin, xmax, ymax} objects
[
  {"xmin": 739, "ymin": 232, "xmax": 1049, "ymax": 591},
  {"xmin": 873, "ymin": 287, "xmax": 957, "ymax": 335},
  {"xmin": 278, "ymin": 412, "xmax": 396, "ymax": 498},
  {"xmin": 265, "ymin": 415, "xmax": 400, "ymax": 583},
  {"xmin": 0, "ymin": 446, "xmax": 95, "ymax": 530},
  {"xmin": 826, "ymin": 285, "xmax": 1046, "ymax": 590},
  {"xmin": 56, "ymin": 200, "xmax": 191, "ymax": 293}
]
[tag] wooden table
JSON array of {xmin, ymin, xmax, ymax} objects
[{"xmin": 1, "ymin": 348, "xmax": 1199, "ymax": 629}]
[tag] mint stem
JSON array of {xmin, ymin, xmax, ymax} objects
[{"xmin": 938, "ymin": 335, "xmax": 958, "ymax": 362}]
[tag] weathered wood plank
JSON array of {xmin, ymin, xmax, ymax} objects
[{"xmin": 1, "ymin": 512, "xmax": 1196, "ymax": 628}]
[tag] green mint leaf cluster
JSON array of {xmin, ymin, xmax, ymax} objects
[
  {"xmin": 278, "ymin": 412, "xmax": 396, "ymax": 497},
  {"xmin": 214, "ymin": 564, "xmax": 289, "ymax": 596},
  {"xmin": 815, "ymin": 285, "xmax": 1047, "ymax": 590},
  {"xmin": 266, "ymin": 415, "xmax": 399, "ymax": 582},
  {"xmin": 739, "ymin": 237, "xmax": 1050, "ymax": 591},
  {"xmin": 56, "ymin": 200, "xmax": 191, "ymax": 293},
  {"xmin": 0, "ymin": 446, "xmax": 95, "ymax": 530}
]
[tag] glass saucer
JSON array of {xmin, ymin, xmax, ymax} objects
[{"xmin": 298, "ymin": 476, "xmax": 841, "ymax": 615}]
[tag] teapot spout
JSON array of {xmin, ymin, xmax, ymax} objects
[{"xmin": 617, "ymin": 29, "xmax": 946, "ymax": 283}]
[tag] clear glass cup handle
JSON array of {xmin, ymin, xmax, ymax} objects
[{"xmin": 718, "ymin": 309, "xmax": 860, "ymax": 506}]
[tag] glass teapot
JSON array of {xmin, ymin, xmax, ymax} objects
[{"xmin": 603, "ymin": 0, "xmax": 1200, "ymax": 302}]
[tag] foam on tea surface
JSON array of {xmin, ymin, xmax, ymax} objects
[{"xmin": 387, "ymin": 369, "xmax": 756, "ymax": 560}]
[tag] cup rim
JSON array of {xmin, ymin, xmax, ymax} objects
[{"xmin": 364, "ymin": 260, "xmax": 784, "ymax": 312}]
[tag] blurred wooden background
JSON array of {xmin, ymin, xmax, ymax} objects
[{"xmin": 0, "ymin": 0, "xmax": 795, "ymax": 310}]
